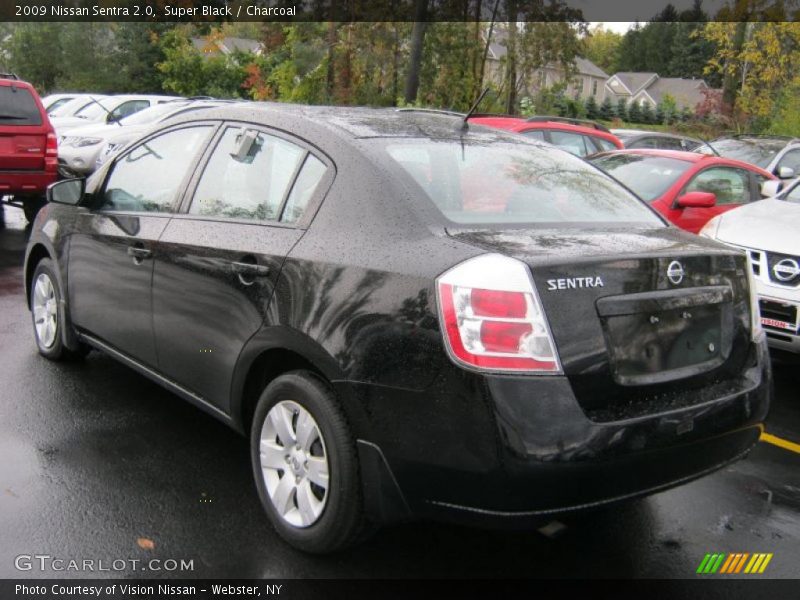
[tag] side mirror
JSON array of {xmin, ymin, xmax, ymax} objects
[
  {"xmin": 47, "ymin": 178, "xmax": 85, "ymax": 206},
  {"xmin": 106, "ymin": 113, "xmax": 119, "ymax": 124},
  {"xmin": 777, "ymin": 166, "xmax": 795, "ymax": 179},
  {"xmin": 761, "ymin": 179, "xmax": 783, "ymax": 198},
  {"xmin": 677, "ymin": 191, "xmax": 716, "ymax": 208}
]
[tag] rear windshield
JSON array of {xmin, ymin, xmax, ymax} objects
[
  {"xmin": 589, "ymin": 153, "xmax": 692, "ymax": 202},
  {"xmin": 381, "ymin": 139, "xmax": 663, "ymax": 226},
  {"xmin": 0, "ymin": 86, "xmax": 42, "ymax": 125},
  {"xmin": 708, "ymin": 138, "xmax": 783, "ymax": 168}
]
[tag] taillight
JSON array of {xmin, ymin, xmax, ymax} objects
[
  {"xmin": 45, "ymin": 132, "xmax": 58, "ymax": 173},
  {"xmin": 436, "ymin": 254, "xmax": 560, "ymax": 373}
]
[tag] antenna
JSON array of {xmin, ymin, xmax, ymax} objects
[{"xmin": 460, "ymin": 88, "xmax": 490, "ymax": 133}]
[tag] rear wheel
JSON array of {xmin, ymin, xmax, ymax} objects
[
  {"xmin": 30, "ymin": 258, "xmax": 88, "ymax": 360},
  {"xmin": 250, "ymin": 370, "xmax": 367, "ymax": 553}
]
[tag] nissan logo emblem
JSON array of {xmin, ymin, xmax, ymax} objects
[
  {"xmin": 667, "ymin": 260, "xmax": 684, "ymax": 285},
  {"xmin": 773, "ymin": 258, "xmax": 800, "ymax": 282}
]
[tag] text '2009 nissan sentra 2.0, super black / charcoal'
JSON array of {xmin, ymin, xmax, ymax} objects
[{"xmin": 24, "ymin": 104, "xmax": 771, "ymax": 553}]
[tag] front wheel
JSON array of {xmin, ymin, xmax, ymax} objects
[
  {"xmin": 30, "ymin": 258, "xmax": 88, "ymax": 360},
  {"xmin": 250, "ymin": 370, "xmax": 368, "ymax": 553}
]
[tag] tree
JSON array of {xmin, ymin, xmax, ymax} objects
[
  {"xmin": 616, "ymin": 98, "xmax": 628, "ymax": 121},
  {"xmin": 640, "ymin": 101, "xmax": 655, "ymax": 124},
  {"xmin": 582, "ymin": 25, "xmax": 622, "ymax": 74},
  {"xmin": 627, "ymin": 100, "xmax": 642, "ymax": 123},
  {"xmin": 404, "ymin": 0, "xmax": 428, "ymax": 104},
  {"xmin": 599, "ymin": 95, "xmax": 614, "ymax": 120},
  {"xmin": 703, "ymin": 21, "xmax": 800, "ymax": 123},
  {"xmin": 585, "ymin": 95, "xmax": 599, "ymax": 119},
  {"xmin": 658, "ymin": 93, "xmax": 678, "ymax": 124}
]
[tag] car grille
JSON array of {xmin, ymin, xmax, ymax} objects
[{"xmin": 749, "ymin": 249, "xmax": 800, "ymax": 287}]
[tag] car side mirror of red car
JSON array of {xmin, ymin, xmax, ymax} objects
[{"xmin": 677, "ymin": 191, "xmax": 716, "ymax": 208}]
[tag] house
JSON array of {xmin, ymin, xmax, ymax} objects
[
  {"xmin": 483, "ymin": 32, "xmax": 607, "ymax": 102},
  {"xmin": 190, "ymin": 36, "xmax": 263, "ymax": 58},
  {"xmin": 605, "ymin": 72, "xmax": 710, "ymax": 110}
]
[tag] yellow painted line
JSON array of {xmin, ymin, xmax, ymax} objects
[
  {"xmin": 758, "ymin": 554, "xmax": 773, "ymax": 574},
  {"xmin": 760, "ymin": 432, "xmax": 800, "ymax": 454}
]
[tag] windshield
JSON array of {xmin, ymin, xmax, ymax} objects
[
  {"xmin": 75, "ymin": 97, "xmax": 115, "ymax": 120},
  {"xmin": 588, "ymin": 154, "xmax": 692, "ymax": 202},
  {"xmin": 781, "ymin": 180, "xmax": 800, "ymax": 203},
  {"xmin": 119, "ymin": 102, "xmax": 186, "ymax": 126},
  {"xmin": 708, "ymin": 138, "xmax": 784, "ymax": 168},
  {"xmin": 381, "ymin": 139, "xmax": 663, "ymax": 226}
]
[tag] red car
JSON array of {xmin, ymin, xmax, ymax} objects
[
  {"xmin": 469, "ymin": 115, "xmax": 623, "ymax": 157},
  {"xmin": 0, "ymin": 74, "xmax": 58, "ymax": 222},
  {"xmin": 588, "ymin": 149, "xmax": 776, "ymax": 233}
]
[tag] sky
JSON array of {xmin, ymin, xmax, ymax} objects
[{"xmin": 597, "ymin": 22, "xmax": 636, "ymax": 34}]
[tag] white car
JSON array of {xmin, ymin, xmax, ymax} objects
[
  {"xmin": 58, "ymin": 100, "xmax": 226, "ymax": 175},
  {"xmin": 41, "ymin": 93, "xmax": 80, "ymax": 113},
  {"xmin": 46, "ymin": 94, "xmax": 108, "ymax": 118},
  {"xmin": 701, "ymin": 179, "xmax": 800, "ymax": 353},
  {"xmin": 50, "ymin": 94, "xmax": 181, "ymax": 137}
]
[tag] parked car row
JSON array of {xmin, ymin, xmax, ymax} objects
[{"xmin": 2, "ymin": 74, "xmax": 231, "ymax": 221}]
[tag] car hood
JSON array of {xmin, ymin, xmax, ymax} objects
[
  {"xmin": 715, "ymin": 198, "xmax": 800, "ymax": 254},
  {"xmin": 51, "ymin": 116, "xmax": 103, "ymax": 134},
  {"xmin": 60, "ymin": 122, "xmax": 125, "ymax": 139}
]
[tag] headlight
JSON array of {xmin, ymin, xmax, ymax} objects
[
  {"xmin": 74, "ymin": 137, "xmax": 102, "ymax": 147},
  {"xmin": 746, "ymin": 254, "xmax": 762, "ymax": 341},
  {"xmin": 699, "ymin": 216, "xmax": 721, "ymax": 239}
]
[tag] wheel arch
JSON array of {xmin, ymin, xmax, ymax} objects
[
  {"xmin": 24, "ymin": 243, "xmax": 52, "ymax": 308},
  {"xmin": 231, "ymin": 327, "xmax": 368, "ymax": 439}
]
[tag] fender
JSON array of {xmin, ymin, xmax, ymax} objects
[
  {"xmin": 24, "ymin": 218, "xmax": 82, "ymax": 353},
  {"xmin": 229, "ymin": 325, "xmax": 370, "ymax": 438}
]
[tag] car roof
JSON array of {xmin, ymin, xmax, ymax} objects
[
  {"xmin": 593, "ymin": 148, "xmax": 776, "ymax": 174},
  {"xmin": 171, "ymin": 103, "xmax": 533, "ymax": 142},
  {"xmin": 611, "ymin": 129, "xmax": 699, "ymax": 141}
]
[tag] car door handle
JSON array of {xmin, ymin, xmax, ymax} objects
[
  {"xmin": 127, "ymin": 246, "xmax": 152, "ymax": 260},
  {"xmin": 231, "ymin": 262, "xmax": 270, "ymax": 277}
]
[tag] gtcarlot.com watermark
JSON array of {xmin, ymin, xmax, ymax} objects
[{"xmin": 15, "ymin": 554, "xmax": 194, "ymax": 573}]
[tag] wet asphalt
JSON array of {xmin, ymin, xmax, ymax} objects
[{"xmin": 0, "ymin": 204, "xmax": 798, "ymax": 580}]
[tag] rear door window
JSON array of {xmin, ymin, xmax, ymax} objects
[
  {"xmin": 0, "ymin": 86, "xmax": 42, "ymax": 126},
  {"xmin": 594, "ymin": 137, "xmax": 618, "ymax": 152},
  {"xmin": 189, "ymin": 126, "xmax": 306, "ymax": 221}
]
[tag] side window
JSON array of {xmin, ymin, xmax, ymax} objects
[
  {"xmin": 784, "ymin": 182, "xmax": 800, "ymax": 202},
  {"xmin": 100, "ymin": 126, "xmax": 212, "ymax": 213},
  {"xmin": 522, "ymin": 130, "xmax": 546, "ymax": 142},
  {"xmin": 189, "ymin": 127, "xmax": 305, "ymax": 221},
  {"xmin": 658, "ymin": 137, "xmax": 685, "ymax": 151},
  {"xmin": 549, "ymin": 130, "xmax": 590, "ymax": 157},
  {"xmin": 282, "ymin": 155, "xmax": 327, "ymax": 223},
  {"xmin": 684, "ymin": 167, "xmax": 751, "ymax": 205},
  {"xmin": 777, "ymin": 149, "xmax": 800, "ymax": 174},
  {"xmin": 110, "ymin": 100, "xmax": 149, "ymax": 121},
  {"xmin": 594, "ymin": 137, "xmax": 618, "ymax": 152}
]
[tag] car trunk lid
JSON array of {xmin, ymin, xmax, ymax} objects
[{"xmin": 447, "ymin": 226, "xmax": 755, "ymax": 421}]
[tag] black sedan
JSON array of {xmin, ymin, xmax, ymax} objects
[{"xmin": 24, "ymin": 104, "xmax": 771, "ymax": 553}]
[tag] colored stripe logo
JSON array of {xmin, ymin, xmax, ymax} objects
[{"xmin": 696, "ymin": 553, "xmax": 773, "ymax": 574}]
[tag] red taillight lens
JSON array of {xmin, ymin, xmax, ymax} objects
[
  {"xmin": 436, "ymin": 254, "xmax": 560, "ymax": 373},
  {"xmin": 480, "ymin": 321, "xmax": 533, "ymax": 353},
  {"xmin": 45, "ymin": 132, "xmax": 58, "ymax": 173},
  {"xmin": 471, "ymin": 288, "xmax": 527, "ymax": 318}
]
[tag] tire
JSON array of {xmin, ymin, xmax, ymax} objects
[
  {"xmin": 30, "ymin": 258, "xmax": 89, "ymax": 361},
  {"xmin": 250, "ymin": 370, "xmax": 367, "ymax": 553},
  {"xmin": 22, "ymin": 195, "xmax": 46, "ymax": 224}
]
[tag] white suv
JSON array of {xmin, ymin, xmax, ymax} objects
[{"xmin": 701, "ymin": 179, "xmax": 800, "ymax": 353}]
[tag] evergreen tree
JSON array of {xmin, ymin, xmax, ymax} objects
[
  {"xmin": 655, "ymin": 102, "xmax": 665, "ymax": 125},
  {"xmin": 640, "ymin": 101, "xmax": 655, "ymax": 124},
  {"xmin": 627, "ymin": 100, "xmax": 643, "ymax": 123},
  {"xmin": 599, "ymin": 95, "xmax": 614, "ymax": 120},
  {"xmin": 585, "ymin": 95, "xmax": 599, "ymax": 120},
  {"xmin": 616, "ymin": 98, "xmax": 628, "ymax": 121}
]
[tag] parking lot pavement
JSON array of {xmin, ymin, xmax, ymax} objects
[{"xmin": 0, "ymin": 204, "xmax": 798, "ymax": 580}]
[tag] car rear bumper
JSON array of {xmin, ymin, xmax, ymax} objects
[
  {"xmin": 343, "ymin": 336, "xmax": 771, "ymax": 526},
  {"xmin": 0, "ymin": 171, "xmax": 56, "ymax": 196}
]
